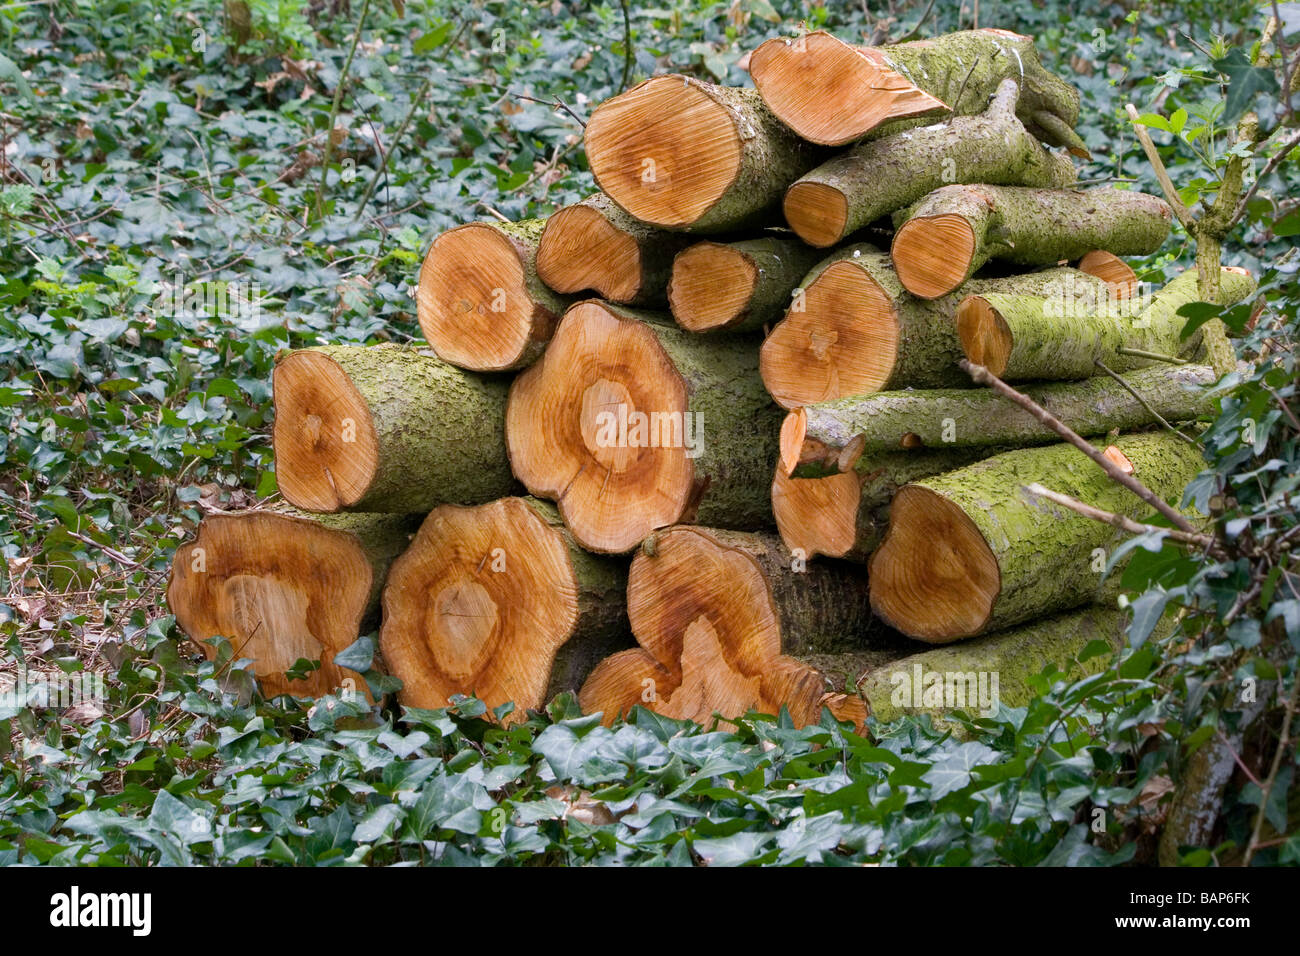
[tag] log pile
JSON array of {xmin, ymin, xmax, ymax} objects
[{"xmin": 167, "ymin": 26, "xmax": 1259, "ymax": 731}]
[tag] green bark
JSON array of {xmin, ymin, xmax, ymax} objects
[
  {"xmin": 798, "ymin": 363, "xmax": 1216, "ymax": 454},
  {"xmin": 875, "ymin": 30, "xmax": 1083, "ymax": 150},
  {"xmin": 855, "ymin": 603, "xmax": 1142, "ymax": 726},
  {"xmin": 871, "ymin": 432, "xmax": 1205, "ymax": 637},
  {"xmin": 781, "ymin": 245, "xmax": 1112, "ymax": 392},
  {"xmin": 892, "ymin": 185, "xmax": 1171, "ymax": 295},
  {"xmin": 287, "ymin": 344, "xmax": 517, "ymax": 514},
  {"xmin": 975, "ymin": 267, "xmax": 1258, "ymax": 381},
  {"xmin": 787, "ymin": 79, "xmax": 1077, "ymax": 247}
]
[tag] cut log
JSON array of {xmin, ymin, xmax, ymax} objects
[
  {"xmin": 584, "ymin": 74, "xmax": 822, "ymax": 232},
  {"xmin": 781, "ymin": 363, "xmax": 1216, "ymax": 462},
  {"xmin": 890, "ymin": 185, "xmax": 1172, "ymax": 299},
  {"xmin": 782, "ymin": 78, "xmax": 1076, "ymax": 248},
  {"xmin": 506, "ymin": 300, "xmax": 782, "ymax": 553},
  {"xmin": 667, "ymin": 236, "xmax": 823, "ymax": 333},
  {"xmin": 749, "ymin": 29, "xmax": 1082, "ymax": 149},
  {"xmin": 1077, "ymin": 250, "xmax": 1138, "ymax": 298},
  {"xmin": 272, "ymin": 345, "xmax": 516, "ymax": 514},
  {"xmin": 578, "ymin": 526, "xmax": 876, "ymax": 727},
  {"xmin": 535, "ymin": 193, "xmax": 694, "ymax": 306},
  {"xmin": 854, "ymin": 603, "xmax": 1143, "ymax": 724},
  {"xmin": 167, "ymin": 510, "xmax": 416, "ymax": 700},
  {"xmin": 379, "ymin": 497, "xmax": 630, "ymax": 723},
  {"xmin": 417, "ymin": 220, "xmax": 569, "ymax": 372},
  {"xmin": 868, "ymin": 432, "xmax": 1205, "ymax": 642},
  {"xmin": 956, "ymin": 266, "xmax": 1258, "ymax": 380},
  {"xmin": 772, "ymin": 447, "xmax": 991, "ymax": 563},
  {"xmin": 758, "ymin": 245, "xmax": 1114, "ymax": 408}
]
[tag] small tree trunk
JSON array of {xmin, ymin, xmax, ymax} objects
[
  {"xmin": 749, "ymin": 29, "xmax": 1082, "ymax": 150},
  {"xmin": 272, "ymin": 345, "xmax": 516, "ymax": 514},
  {"xmin": 868, "ymin": 432, "xmax": 1205, "ymax": 642},
  {"xmin": 956, "ymin": 266, "xmax": 1258, "ymax": 380},
  {"xmin": 783, "ymin": 363, "xmax": 1215, "ymax": 458},
  {"xmin": 168, "ymin": 510, "xmax": 417, "ymax": 701},
  {"xmin": 758, "ymin": 245, "xmax": 1115, "ymax": 408},
  {"xmin": 578, "ymin": 526, "xmax": 874, "ymax": 727},
  {"xmin": 535, "ymin": 193, "xmax": 695, "ymax": 306},
  {"xmin": 417, "ymin": 220, "xmax": 570, "ymax": 372},
  {"xmin": 783, "ymin": 78, "xmax": 1076, "ymax": 247},
  {"xmin": 668, "ymin": 236, "xmax": 823, "ymax": 332},
  {"xmin": 585, "ymin": 75, "xmax": 823, "ymax": 232},
  {"xmin": 507, "ymin": 300, "xmax": 782, "ymax": 553},
  {"xmin": 890, "ymin": 185, "xmax": 1172, "ymax": 299},
  {"xmin": 380, "ymin": 497, "xmax": 630, "ymax": 724}
]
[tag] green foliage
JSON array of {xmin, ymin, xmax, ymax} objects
[{"xmin": 0, "ymin": 0, "xmax": 1295, "ymax": 866}]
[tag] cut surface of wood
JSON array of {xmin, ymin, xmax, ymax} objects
[
  {"xmin": 1077, "ymin": 250, "xmax": 1138, "ymax": 298},
  {"xmin": 167, "ymin": 511, "xmax": 380, "ymax": 700},
  {"xmin": 272, "ymin": 345, "xmax": 514, "ymax": 514},
  {"xmin": 417, "ymin": 220, "xmax": 565, "ymax": 371},
  {"xmin": 380, "ymin": 497, "xmax": 628, "ymax": 722},
  {"xmin": 868, "ymin": 433, "xmax": 1205, "ymax": 642},
  {"xmin": 668, "ymin": 241, "xmax": 757, "ymax": 331},
  {"xmin": 585, "ymin": 75, "xmax": 819, "ymax": 232},
  {"xmin": 578, "ymin": 526, "xmax": 843, "ymax": 727},
  {"xmin": 507, "ymin": 300, "xmax": 780, "ymax": 553}
]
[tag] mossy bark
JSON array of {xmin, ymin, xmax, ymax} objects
[
  {"xmin": 798, "ymin": 363, "xmax": 1216, "ymax": 454},
  {"xmin": 644, "ymin": 527, "xmax": 878, "ymax": 655},
  {"xmin": 804, "ymin": 246, "xmax": 1112, "ymax": 390},
  {"xmin": 787, "ymin": 79, "xmax": 1076, "ymax": 247},
  {"xmin": 855, "ymin": 603, "xmax": 1147, "ymax": 726},
  {"xmin": 872, "ymin": 432, "xmax": 1205, "ymax": 637},
  {"xmin": 629, "ymin": 313, "xmax": 786, "ymax": 531},
  {"xmin": 517, "ymin": 497, "xmax": 636, "ymax": 698},
  {"xmin": 977, "ymin": 267, "xmax": 1258, "ymax": 381},
  {"xmin": 892, "ymin": 185, "xmax": 1171, "ymax": 291},
  {"xmin": 295, "ymin": 344, "xmax": 517, "ymax": 513},
  {"xmin": 874, "ymin": 30, "xmax": 1083, "ymax": 150}
]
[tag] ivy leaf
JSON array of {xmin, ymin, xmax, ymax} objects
[{"xmin": 1213, "ymin": 48, "xmax": 1278, "ymax": 124}]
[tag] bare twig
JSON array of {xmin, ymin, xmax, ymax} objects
[
  {"xmin": 312, "ymin": 0, "xmax": 373, "ymax": 222},
  {"xmin": 961, "ymin": 360, "xmax": 1202, "ymax": 534},
  {"xmin": 1243, "ymin": 673, "xmax": 1298, "ymax": 866},
  {"xmin": 1230, "ymin": 127, "xmax": 1300, "ymax": 228},
  {"xmin": 514, "ymin": 93, "xmax": 586, "ymax": 128},
  {"xmin": 352, "ymin": 76, "xmax": 433, "ymax": 222},
  {"xmin": 1024, "ymin": 483, "xmax": 1222, "ymax": 555},
  {"xmin": 1093, "ymin": 358, "xmax": 1198, "ymax": 444},
  {"xmin": 618, "ymin": 0, "xmax": 634, "ymax": 92},
  {"xmin": 1116, "ymin": 346, "xmax": 1188, "ymax": 365},
  {"xmin": 1125, "ymin": 103, "xmax": 1195, "ymax": 230}
]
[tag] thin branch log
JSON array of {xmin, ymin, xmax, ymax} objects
[{"xmin": 1125, "ymin": 102, "xmax": 1195, "ymax": 230}]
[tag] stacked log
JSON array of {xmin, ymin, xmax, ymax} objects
[{"xmin": 167, "ymin": 26, "xmax": 1260, "ymax": 730}]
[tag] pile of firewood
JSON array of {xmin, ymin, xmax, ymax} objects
[{"xmin": 168, "ymin": 29, "xmax": 1256, "ymax": 729}]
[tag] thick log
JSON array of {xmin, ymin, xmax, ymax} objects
[
  {"xmin": 758, "ymin": 245, "xmax": 1115, "ymax": 408},
  {"xmin": 772, "ymin": 447, "xmax": 992, "ymax": 563},
  {"xmin": 748, "ymin": 29, "xmax": 1082, "ymax": 150},
  {"xmin": 782, "ymin": 363, "xmax": 1216, "ymax": 461},
  {"xmin": 272, "ymin": 345, "xmax": 516, "ymax": 514},
  {"xmin": 417, "ymin": 220, "xmax": 569, "ymax": 372},
  {"xmin": 585, "ymin": 74, "xmax": 823, "ymax": 232},
  {"xmin": 1077, "ymin": 250, "xmax": 1138, "ymax": 297},
  {"xmin": 890, "ymin": 185, "xmax": 1172, "ymax": 299},
  {"xmin": 782, "ymin": 78, "xmax": 1076, "ymax": 247},
  {"xmin": 957, "ymin": 266, "xmax": 1258, "ymax": 380},
  {"xmin": 854, "ymin": 603, "xmax": 1138, "ymax": 723},
  {"xmin": 507, "ymin": 300, "xmax": 782, "ymax": 553},
  {"xmin": 535, "ymin": 193, "xmax": 694, "ymax": 306},
  {"xmin": 578, "ymin": 526, "xmax": 876, "ymax": 727},
  {"xmin": 667, "ymin": 236, "xmax": 823, "ymax": 333},
  {"xmin": 868, "ymin": 432, "xmax": 1205, "ymax": 642},
  {"xmin": 380, "ymin": 497, "xmax": 630, "ymax": 723},
  {"xmin": 167, "ymin": 510, "xmax": 416, "ymax": 700}
]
